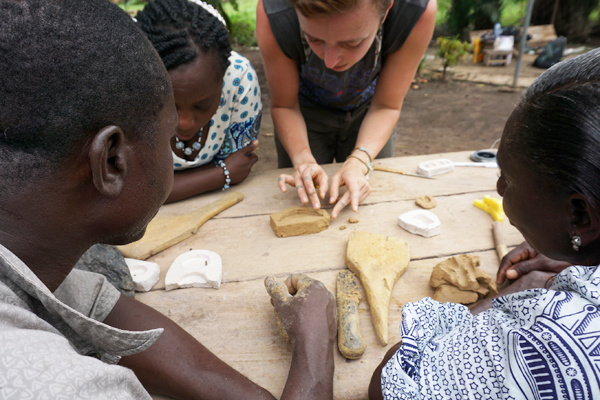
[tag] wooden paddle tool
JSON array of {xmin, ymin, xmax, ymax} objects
[{"xmin": 118, "ymin": 191, "xmax": 243, "ymax": 260}]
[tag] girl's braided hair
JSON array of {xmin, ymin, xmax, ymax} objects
[{"xmin": 136, "ymin": 0, "xmax": 231, "ymax": 73}]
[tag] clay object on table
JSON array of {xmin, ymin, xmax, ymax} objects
[
  {"xmin": 165, "ymin": 250, "xmax": 222, "ymax": 291},
  {"xmin": 346, "ymin": 231, "xmax": 410, "ymax": 346},
  {"xmin": 416, "ymin": 158, "xmax": 455, "ymax": 177},
  {"xmin": 336, "ymin": 269, "xmax": 366, "ymax": 360},
  {"xmin": 398, "ymin": 209, "xmax": 441, "ymax": 237},
  {"xmin": 270, "ymin": 206, "xmax": 330, "ymax": 237},
  {"xmin": 432, "ymin": 284, "xmax": 479, "ymax": 304},
  {"xmin": 118, "ymin": 191, "xmax": 243, "ymax": 260},
  {"xmin": 415, "ymin": 195, "xmax": 437, "ymax": 209},
  {"xmin": 429, "ymin": 254, "xmax": 498, "ymax": 305},
  {"xmin": 125, "ymin": 258, "xmax": 161, "ymax": 292}
]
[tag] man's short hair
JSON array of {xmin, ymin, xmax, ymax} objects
[{"xmin": 0, "ymin": 0, "xmax": 171, "ymax": 189}]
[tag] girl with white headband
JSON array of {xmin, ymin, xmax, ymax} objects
[{"xmin": 137, "ymin": 0, "xmax": 262, "ymax": 202}]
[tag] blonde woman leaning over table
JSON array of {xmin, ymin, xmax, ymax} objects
[{"xmin": 257, "ymin": 0, "xmax": 436, "ymax": 218}]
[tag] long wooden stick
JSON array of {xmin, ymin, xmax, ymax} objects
[
  {"xmin": 372, "ymin": 164, "xmax": 435, "ymax": 179},
  {"xmin": 492, "ymin": 221, "xmax": 508, "ymax": 261}
]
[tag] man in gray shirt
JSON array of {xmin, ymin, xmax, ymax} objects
[{"xmin": 0, "ymin": 1, "xmax": 336, "ymax": 398}]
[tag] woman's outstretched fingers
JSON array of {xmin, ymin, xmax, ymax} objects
[{"xmin": 278, "ymin": 174, "xmax": 294, "ymax": 193}]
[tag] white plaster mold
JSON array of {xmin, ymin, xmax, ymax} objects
[
  {"xmin": 398, "ymin": 209, "xmax": 441, "ymax": 238},
  {"xmin": 165, "ymin": 250, "xmax": 222, "ymax": 291},
  {"xmin": 125, "ymin": 258, "xmax": 161, "ymax": 292},
  {"xmin": 417, "ymin": 158, "xmax": 455, "ymax": 177}
]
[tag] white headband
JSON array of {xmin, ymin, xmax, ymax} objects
[{"xmin": 188, "ymin": 0, "xmax": 227, "ymax": 27}]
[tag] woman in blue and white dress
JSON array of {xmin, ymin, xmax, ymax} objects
[
  {"xmin": 370, "ymin": 48, "xmax": 600, "ymax": 400},
  {"xmin": 137, "ymin": 0, "xmax": 262, "ymax": 203}
]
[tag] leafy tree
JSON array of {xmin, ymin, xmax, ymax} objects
[
  {"xmin": 531, "ymin": 0, "xmax": 600, "ymax": 42},
  {"xmin": 447, "ymin": 0, "xmax": 503, "ymax": 37},
  {"xmin": 437, "ymin": 36, "xmax": 473, "ymax": 81}
]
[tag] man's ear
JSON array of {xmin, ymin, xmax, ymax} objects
[
  {"xmin": 570, "ymin": 193, "xmax": 600, "ymax": 245},
  {"xmin": 88, "ymin": 125, "xmax": 127, "ymax": 198}
]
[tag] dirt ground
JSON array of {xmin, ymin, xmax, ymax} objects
[{"xmin": 241, "ymin": 46, "xmax": 589, "ymax": 172}]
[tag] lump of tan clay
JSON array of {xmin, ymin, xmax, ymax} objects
[
  {"xmin": 336, "ymin": 269, "xmax": 366, "ymax": 360},
  {"xmin": 348, "ymin": 217, "xmax": 359, "ymax": 224},
  {"xmin": 429, "ymin": 254, "xmax": 498, "ymax": 305},
  {"xmin": 432, "ymin": 284, "xmax": 479, "ymax": 304},
  {"xmin": 270, "ymin": 206, "xmax": 330, "ymax": 237},
  {"xmin": 346, "ymin": 231, "xmax": 410, "ymax": 346},
  {"xmin": 415, "ymin": 195, "xmax": 437, "ymax": 209}
]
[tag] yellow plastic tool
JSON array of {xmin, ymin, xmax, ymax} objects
[{"xmin": 474, "ymin": 195, "xmax": 505, "ymax": 222}]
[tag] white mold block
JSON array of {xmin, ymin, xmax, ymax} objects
[
  {"xmin": 398, "ymin": 209, "xmax": 441, "ymax": 237},
  {"xmin": 165, "ymin": 250, "xmax": 222, "ymax": 291},
  {"xmin": 125, "ymin": 258, "xmax": 161, "ymax": 292},
  {"xmin": 416, "ymin": 158, "xmax": 455, "ymax": 177}
]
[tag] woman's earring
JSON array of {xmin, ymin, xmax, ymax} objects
[{"xmin": 571, "ymin": 235, "xmax": 582, "ymax": 251}]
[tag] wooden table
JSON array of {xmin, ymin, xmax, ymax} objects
[{"xmin": 136, "ymin": 151, "xmax": 524, "ymax": 400}]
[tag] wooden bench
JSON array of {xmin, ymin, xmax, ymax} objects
[{"xmin": 483, "ymin": 49, "xmax": 513, "ymax": 66}]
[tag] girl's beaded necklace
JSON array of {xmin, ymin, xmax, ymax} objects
[{"xmin": 175, "ymin": 127, "xmax": 204, "ymax": 156}]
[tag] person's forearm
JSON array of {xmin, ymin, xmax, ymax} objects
[
  {"xmin": 105, "ymin": 295, "xmax": 275, "ymax": 400},
  {"xmin": 280, "ymin": 333, "xmax": 335, "ymax": 400},
  {"xmin": 166, "ymin": 163, "xmax": 227, "ymax": 204},
  {"xmin": 272, "ymin": 106, "xmax": 315, "ymax": 167},
  {"xmin": 354, "ymin": 105, "xmax": 402, "ymax": 158}
]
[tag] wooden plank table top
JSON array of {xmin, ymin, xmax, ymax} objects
[{"xmin": 136, "ymin": 151, "xmax": 525, "ymax": 399}]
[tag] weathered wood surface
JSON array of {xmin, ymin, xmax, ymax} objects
[{"xmin": 136, "ymin": 151, "xmax": 524, "ymax": 399}]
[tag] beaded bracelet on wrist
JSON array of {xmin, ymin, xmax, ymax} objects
[{"xmin": 215, "ymin": 160, "xmax": 231, "ymax": 191}]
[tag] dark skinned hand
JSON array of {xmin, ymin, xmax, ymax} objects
[
  {"xmin": 264, "ymin": 273, "xmax": 336, "ymax": 345},
  {"xmin": 471, "ymin": 269, "xmax": 558, "ymax": 315},
  {"xmin": 224, "ymin": 140, "xmax": 259, "ymax": 185},
  {"xmin": 496, "ymin": 241, "xmax": 571, "ymax": 284}
]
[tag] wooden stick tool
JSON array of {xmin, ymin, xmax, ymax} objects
[{"xmin": 372, "ymin": 165, "xmax": 435, "ymax": 179}]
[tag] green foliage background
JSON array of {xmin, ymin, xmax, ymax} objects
[{"xmin": 116, "ymin": 0, "xmax": 600, "ymax": 48}]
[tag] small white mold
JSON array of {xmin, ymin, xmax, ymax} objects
[
  {"xmin": 165, "ymin": 250, "xmax": 222, "ymax": 291},
  {"xmin": 125, "ymin": 258, "xmax": 161, "ymax": 292},
  {"xmin": 398, "ymin": 210, "xmax": 441, "ymax": 238},
  {"xmin": 417, "ymin": 158, "xmax": 455, "ymax": 177}
]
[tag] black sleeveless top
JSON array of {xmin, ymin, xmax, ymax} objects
[{"xmin": 263, "ymin": 0, "xmax": 429, "ymax": 111}]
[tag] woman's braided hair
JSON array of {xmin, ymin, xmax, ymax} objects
[{"xmin": 136, "ymin": 0, "xmax": 231, "ymax": 73}]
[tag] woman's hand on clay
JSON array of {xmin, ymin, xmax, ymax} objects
[
  {"xmin": 329, "ymin": 158, "xmax": 371, "ymax": 219},
  {"xmin": 471, "ymin": 269, "xmax": 557, "ymax": 315},
  {"xmin": 278, "ymin": 162, "xmax": 328, "ymax": 210},
  {"xmin": 224, "ymin": 140, "xmax": 259, "ymax": 185},
  {"xmin": 501, "ymin": 270, "xmax": 558, "ymax": 294},
  {"xmin": 264, "ymin": 274, "xmax": 336, "ymax": 345},
  {"xmin": 496, "ymin": 241, "xmax": 571, "ymax": 284}
]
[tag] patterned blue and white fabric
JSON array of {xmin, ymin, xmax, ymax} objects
[
  {"xmin": 173, "ymin": 51, "xmax": 262, "ymax": 170},
  {"xmin": 382, "ymin": 265, "xmax": 600, "ymax": 399}
]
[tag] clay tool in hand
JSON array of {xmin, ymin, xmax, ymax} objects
[
  {"xmin": 118, "ymin": 191, "xmax": 243, "ymax": 260},
  {"xmin": 492, "ymin": 220, "xmax": 508, "ymax": 260},
  {"xmin": 372, "ymin": 164, "xmax": 435, "ymax": 179},
  {"xmin": 474, "ymin": 196, "xmax": 508, "ymax": 261}
]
